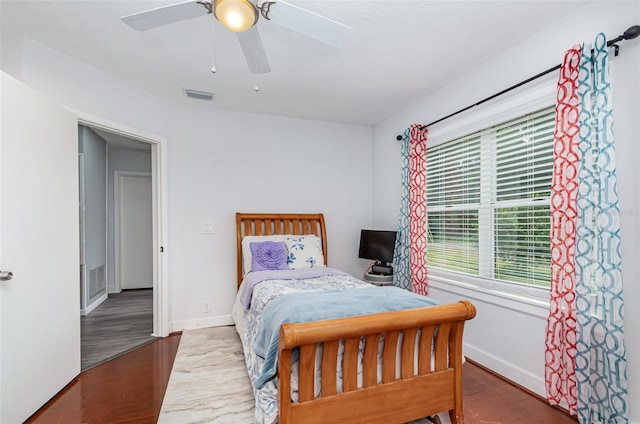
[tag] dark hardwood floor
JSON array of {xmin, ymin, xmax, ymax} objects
[
  {"xmin": 26, "ymin": 332, "xmax": 181, "ymax": 424},
  {"xmin": 27, "ymin": 334, "xmax": 577, "ymax": 424},
  {"xmin": 462, "ymin": 360, "xmax": 577, "ymax": 424}
]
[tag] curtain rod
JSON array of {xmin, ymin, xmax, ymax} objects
[{"xmin": 396, "ymin": 24, "xmax": 640, "ymax": 141}]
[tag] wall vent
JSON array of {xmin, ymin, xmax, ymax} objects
[
  {"xmin": 184, "ymin": 89, "xmax": 215, "ymax": 101},
  {"xmin": 89, "ymin": 265, "xmax": 105, "ymax": 298}
]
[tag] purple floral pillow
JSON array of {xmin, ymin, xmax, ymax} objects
[{"xmin": 250, "ymin": 241, "xmax": 289, "ymax": 272}]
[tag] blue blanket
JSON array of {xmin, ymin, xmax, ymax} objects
[{"xmin": 253, "ymin": 286, "xmax": 439, "ymax": 388}]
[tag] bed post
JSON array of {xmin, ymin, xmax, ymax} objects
[{"xmin": 278, "ymin": 324, "xmax": 294, "ymax": 424}]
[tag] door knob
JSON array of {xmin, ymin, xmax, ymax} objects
[{"xmin": 0, "ymin": 270, "xmax": 13, "ymax": 281}]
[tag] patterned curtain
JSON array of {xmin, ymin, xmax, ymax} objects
[
  {"xmin": 393, "ymin": 124, "xmax": 428, "ymax": 295},
  {"xmin": 545, "ymin": 33, "xmax": 628, "ymax": 423}
]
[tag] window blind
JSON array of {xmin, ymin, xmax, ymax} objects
[{"xmin": 426, "ymin": 106, "xmax": 554, "ymax": 288}]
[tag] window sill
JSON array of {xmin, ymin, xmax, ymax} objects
[{"xmin": 427, "ymin": 269, "xmax": 550, "ymax": 319}]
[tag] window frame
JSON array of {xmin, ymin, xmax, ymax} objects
[{"xmin": 424, "ymin": 74, "xmax": 557, "ymax": 304}]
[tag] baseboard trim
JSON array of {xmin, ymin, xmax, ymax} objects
[
  {"xmin": 463, "ymin": 341, "xmax": 546, "ymax": 397},
  {"xmin": 169, "ymin": 314, "xmax": 234, "ymax": 332},
  {"xmin": 81, "ymin": 292, "xmax": 108, "ymax": 316}
]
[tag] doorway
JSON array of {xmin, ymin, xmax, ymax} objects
[
  {"xmin": 78, "ymin": 125, "xmax": 159, "ymax": 369},
  {"xmin": 73, "ymin": 110, "xmax": 169, "ymax": 350}
]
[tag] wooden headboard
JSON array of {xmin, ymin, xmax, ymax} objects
[{"xmin": 235, "ymin": 213, "xmax": 328, "ymax": 288}]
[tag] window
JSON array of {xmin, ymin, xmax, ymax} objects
[{"xmin": 426, "ymin": 106, "xmax": 554, "ymax": 288}]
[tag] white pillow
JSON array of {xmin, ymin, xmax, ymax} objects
[
  {"xmin": 285, "ymin": 235, "xmax": 325, "ymax": 270},
  {"xmin": 242, "ymin": 235, "xmax": 291, "ymax": 275}
]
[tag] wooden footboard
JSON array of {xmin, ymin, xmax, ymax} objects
[{"xmin": 277, "ymin": 300, "xmax": 476, "ymax": 424}]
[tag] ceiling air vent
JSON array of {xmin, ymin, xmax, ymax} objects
[{"xmin": 184, "ymin": 89, "xmax": 215, "ymax": 101}]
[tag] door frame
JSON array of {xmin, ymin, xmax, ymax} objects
[
  {"xmin": 68, "ymin": 108, "xmax": 169, "ymax": 338},
  {"xmin": 114, "ymin": 171, "xmax": 152, "ymax": 292}
]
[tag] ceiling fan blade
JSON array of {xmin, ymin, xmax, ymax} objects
[
  {"xmin": 236, "ymin": 26, "xmax": 271, "ymax": 74},
  {"xmin": 121, "ymin": 0, "xmax": 210, "ymax": 31},
  {"xmin": 265, "ymin": 0, "xmax": 351, "ymax": 48}
]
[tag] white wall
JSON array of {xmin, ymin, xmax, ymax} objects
[
  {"xmin": 373, "ymin": 1, "xmax": 640, "ymax": 422},
  {"xmin": 165, "ymin": 106, "xmax": 372, "ymax": 329},
  {"xmin": 78, "ymin": 127, "xmax": 107, "ymax": 276},
  {"xmin": 1, "ymin": 37, "xmax": 373, "ymax": 332},
  {"xmin": 78, "ymin": 126, "xmax": 107, "ymax": 312}
]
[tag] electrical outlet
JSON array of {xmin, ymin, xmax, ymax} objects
[
  {"xmin": 203, "ymin": 300, "xmax": 211, "ymax": 313},
  {"xmin": 201, "ymin": 221, "xmax": 215, "ymax": 234}
]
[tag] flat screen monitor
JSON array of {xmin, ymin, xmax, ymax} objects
[{"xmin": 358, "ymin": 229, "xmax": 397, "ymax": 265}]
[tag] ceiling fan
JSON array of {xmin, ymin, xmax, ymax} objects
[{"xmin": 121, "ymin": 0, "xmax": 351, "ymax": 74}]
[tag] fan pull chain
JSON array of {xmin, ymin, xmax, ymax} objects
[
  {"xmin": 254, "ymin": 47, "xmax": 259, "ymax": 91},
  {"xmin": 211, "ymin": 25, "xmax": 217, "ymax": 74}
]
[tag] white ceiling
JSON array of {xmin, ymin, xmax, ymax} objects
[{"xmin": 0, "ymin": 0, "xmax": 589, "ymax": 126}]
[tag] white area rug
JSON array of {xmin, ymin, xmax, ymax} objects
[
  {"xmin": 158, "ymin": 326, "xmax": 254, "ymax": 423},
  {"xmin": 159, "ymin": 326, "xmax": 451, "ymax": 424}
]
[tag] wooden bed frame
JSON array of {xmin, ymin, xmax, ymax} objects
[{"xmin": 236, "ymin": 212, "xmax": 476, "ymax": 424}]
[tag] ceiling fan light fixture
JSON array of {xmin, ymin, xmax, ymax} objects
[{"xmin": 214, "ymin": 0, "xmax": 258, "ymax": 33}]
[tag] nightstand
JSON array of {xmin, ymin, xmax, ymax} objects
[{"xmin": 364, "ymin": 272, "xmax": 394, "ymax": 286}]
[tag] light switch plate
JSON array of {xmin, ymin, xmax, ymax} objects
[{"xmin": 201, "ymin": 221, "xmax": 215, "ymax": 234}]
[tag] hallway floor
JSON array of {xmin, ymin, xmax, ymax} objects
[{"xmin": 81, "ymin": 288, "xmax": 157, "ymax": 370}]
